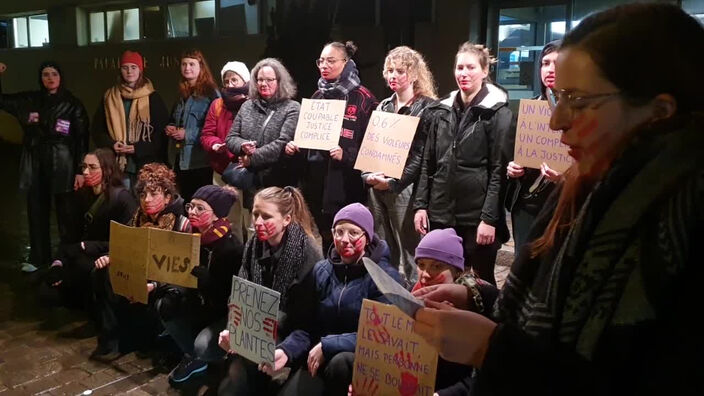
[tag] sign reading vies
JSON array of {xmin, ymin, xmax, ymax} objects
[
  {"xmin": 227, "ymin": 276, "xmax": 280, "ymax": 366},
  {"xmin": 513, "ymin": 99, "xmax": 573, "ymax": 173},
  {"xmin": 108, "ymin": 221, "xmax": 199, "ymax": 304},
  {"xmin": 352, "ymin": 299, "xmax": 438, "ymax": 396},
  {"xmin": 354, "ymin": 111, "xmax": 420, "ymax": 179},
  {"xmin": 293, "ymin": 98, "xmax": 346, "ymax": 150}
]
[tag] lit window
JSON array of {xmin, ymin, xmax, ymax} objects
[
  {"xmin": 123, "ymin": 8, "xmax": 140, "ymax": 40},
  {"xmin": 89, "ymin": 8, "xmax": 141, "ymax": 43},
  {"xmin": 168, "ymin": 1, "xmax": 216, "ymax": 38},
  {"xmin": 90, "ymin": 12, "xmax": 105, "ymax": 43},
  {"xmin": 167, "ymin": 3, "xmax": 189, "ymax": 38},
  {"xmin": 11, "ymin": 13, "xmax": 49, "ymax": 48},
  {"xmin": 193, "ymin": 0, "xmax": 215, "ymax": 36}
]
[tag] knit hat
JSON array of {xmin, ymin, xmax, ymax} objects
[
  {"xmin": 191, "ymin": 185, "xmax": 237, "ymax": 218},
  {"xmin": 333, "ymin": 203, "xmax": 374, "ymax": 240},
  {"xmin": 121, "ymin": 50, "xmax": 144, "ymax": 71},
  {"xmin": 221, "ymin": 61, "xmax": 250, "ymax": 83},
  {"xmin": 415, "ymin": 228, "xmax": 464, "ymax": 270}
]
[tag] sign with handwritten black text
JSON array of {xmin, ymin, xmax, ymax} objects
[
  {"xmin": 354, "ymin": 111, "xmax": 419, "ymax": 179},
  {"xmin": 513, "ymin": 99, "xmax": 573, "ymax": 173},
  {"xmin": 227, "ymin": 276, "xmax": 281, "ymax": 366},
  {"xmin": 293, "ymin": 98, "xmax": 346, "ymax": 150}
]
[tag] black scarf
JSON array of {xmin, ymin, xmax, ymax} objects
[
  {"xmin": 239, "ymin": 222, "xmax": 309, "ymax": 307},
  {"xmin": 222, "ymin": 86, "xmax": 248, "ymax": 113},
  {"xmin": 316, "ymin": 59, "xmax": 362, "ymax": 99}
]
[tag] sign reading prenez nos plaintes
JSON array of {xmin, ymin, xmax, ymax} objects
[
  {"xmin": 354, "ymin": 111, "xmax": 419, "ymax": 179},
  {"xmin": 292, "ymin": 98, "xmax": 346, "ymax": 150},
  {"xmin": 227, "ymin": 276, "xmax": 281, "ymax": 366}
]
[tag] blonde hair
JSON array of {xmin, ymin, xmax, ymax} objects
[
  {"xmin": 383, "ymin": 46, "xmax": 437, "ymax": 99},
  {"xmin": 253, "ymin": 186, "xmax": 315, "ymax": 238},
  {"xmin": 455, "ymin": 42, "xmax": 497, "ymax": 71}
]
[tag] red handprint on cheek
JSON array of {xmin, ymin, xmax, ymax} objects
[{"xmin": 398, "ymin": 372, "xmax": 419, "ymax": 396}]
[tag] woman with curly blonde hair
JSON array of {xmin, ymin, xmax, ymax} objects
[{"xmin": 363, "ymin": 45, "xmax": 437, "ymax": 285}]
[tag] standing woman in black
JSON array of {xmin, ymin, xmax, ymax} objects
[
  {"xmin": 285, "ymin": 41, "xmax": 378, "ymax": 251},
  {"xmin": 0, "ymin": 61, "xmax": 89, "ymax": 273},
  {"xmin": 413, "ymin": 43, "xmax": 513, "ymax": 285},
  {"xmin": 505, "ymin": 41, "xmax": 563, "ymax": 253}
]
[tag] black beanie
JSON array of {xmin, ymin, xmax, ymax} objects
[{"xmin": 192, "ymin": 185, "xmax": 236, "ymax": 218}]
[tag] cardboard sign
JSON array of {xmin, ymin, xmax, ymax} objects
[
  {"xmin": 354, "ymin": 111, "xmax": 419, "ymax": 179},
  {"xmin": 227, "ymin": 276, "xmax": 281, "ymax": 366},
  {"xmin": 108, "ymin": 221, "xmax": 200, "ymax": 303},
  {"xmin": 108, "ymin": 222, "xmax": 149, "ymax": 304},
  {"xmin": 352, "ymin": 299, "xmax": 438, "ymax": 396},
  {"xmin": 513, "ymin": 99, "xmax": 573, "ymax": 173},
  {"xmin": 293, "ymin": 98, "xmax": 345, "ymax": 150}
]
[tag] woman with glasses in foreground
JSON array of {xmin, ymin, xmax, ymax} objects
[
  {"xmin": 413, "ymin": 4, "xmax": 704, "ymax": 394},
  {"xmin": 285, "ymin": 41, "xmax": 379, "ymax": 252},
  {"xmin": 225, "ymin": 58, "xmax": 300, "ymax": 208}
]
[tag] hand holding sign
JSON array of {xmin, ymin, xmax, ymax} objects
[{"xmin": 293, "ymin": 99, "xmax": 346, "ymax": 150}]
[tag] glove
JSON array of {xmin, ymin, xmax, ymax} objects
[
  {"xmin": 46, "ymin": 265, "xmax": 64, "ymax": 286},
  {"xmin": 191, "ymin": 265, "xmax": 209, "ymax": 279}
]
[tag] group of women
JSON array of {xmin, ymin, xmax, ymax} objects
[{"xmin": 1, "ymin": 2, "xmax": 702, "ymax": 395}]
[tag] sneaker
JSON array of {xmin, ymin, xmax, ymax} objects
[
  {"xmin": 20, "ymin": 263, "xmax": 38, "ymax": 273},
  {"xmin": 169, "ymin": 356, "xmax": 208, "ymax": 383},
  {"xmin": 90, "ymin": 340, "xmax": 121, "ymax": 362}
]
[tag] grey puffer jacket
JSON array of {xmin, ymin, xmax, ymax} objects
[{"xmin": 226, "ymin": 98, "xmax": 301, "ymax": 187}]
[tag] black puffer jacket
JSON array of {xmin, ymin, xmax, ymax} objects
[
  {"xmin": 0, "ymin": 78, "xmax": 89, "ymax": 193},
  {"xmin": 414, "ymin": 83, "xmax": 513, "ymax": 242}
]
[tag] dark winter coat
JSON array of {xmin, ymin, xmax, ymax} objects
[
  {"xmin": 308, "ymin": 85, "xmax": 378, "ymax": 214},
  {"xmin": 225, "ymin": 98, "xmax": 301, "ymax": 187},
  {"xmin": 366, "ymin": 94, "xmax": 436, "ymax": 193},
  {"xmin": 414, "ymin": 83, "xmax": 513, "ymax": 242},
  {"xmin": 0, "ymin": 79, "xmax": 89, "ymax": 194},
  {"xmin": 195, "ymin": 231, "xmax": 244, "ymax": 319},
  {"xmin": 92, "ymin": 92, "xmax": 170, "ymax": 172},
  {"xmin": 277, "ymin": 236, "xmax": 402, "ymax": 364},
  {"xmin": 76, "ymin": 186, "xmax": 137, "ymax": 258}
]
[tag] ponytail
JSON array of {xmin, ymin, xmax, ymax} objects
[{"xmin": 254, "ymin": 186, "xmax": 316, "ymax": 239}]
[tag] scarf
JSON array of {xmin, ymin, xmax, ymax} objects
[
  {"xmin": 316, "ymin": 59, "xmax": 361, "ymax": 99},
  {"xmin": 222, "ymin": 86, "xmax": 249, "ymax": 113},
  {"xmin": 104, "ymin": 80, "xmax": 155, "ymax": 169},
  {"xmin": 131, "ymin": 209, "xmax": 176, "ymax": 231},
  {"xmin": 198, "ymin": 218, "xmax": 231, "ymax": 245},
  {"xmin": 496, "ymin": 115, "xmax": 704, "ymax": 360},
  {"xmin": 239, "ymin": 222, "xmax": 309, "ymax": 307}
]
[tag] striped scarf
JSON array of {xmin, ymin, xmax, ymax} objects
[
  {"xmin": 199, "ymin": 218, "xmax": 231, "ymax": 245},
  {"xmin": 496, "ymin": 114, "xmax": 704, "ymax": 360},
  {"xmin": 316, "ymin": 59, "xmax": 361, "ymax": 99}
]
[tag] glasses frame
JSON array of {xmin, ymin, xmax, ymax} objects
[
  {"xmin": 256, "ymin": 77, "xmax": 277, "ymax": 85},
  {"xmin": 315, "ymin": 57, "xmax": 347, "ymax": 68},
  {"xmin": 331, "ymin": 227, "xmax": 364, "ymax": 242},
  {"xmin": 185, "ymin": 202, "xmax": 213, "ymax": 215},
  {"xmin": 546, "ymin": 87, "xmax": 621, "ymax": 115}
]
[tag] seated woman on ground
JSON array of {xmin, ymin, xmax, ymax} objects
[
  {"xmin": 217, "ymin": 186, "xmax": 322, "ymax": 396},
  {"xmin": 90, "ymin": 163, "xmax": 190, "ymax": 360},
  {"xmin": 273, "ymin": 203, "xmax": 403, "ymax": 396},
  {"xmin": 162, "ymin": 185, "xmax": 245, "ymax": 384}
]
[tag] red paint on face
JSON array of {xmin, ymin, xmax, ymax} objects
[
  {"xmin": 188, "ymin": 211, "xmax": 213, "ymax": 231},
  {"xmin": 335, "ymin": 235, "xmax": 365, "ymax": 258},
  {"xmin": 143, "ymin": 197, "xmax": 165, "ymax": 216},
  {"xmin": 83, "ymin": 171, "xmax": 102, "ymax": 187},
  {"xmin": 255, "ymin": 221, "xmax": 277, "ymax": 241}
]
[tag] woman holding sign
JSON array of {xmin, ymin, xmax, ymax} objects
[
  {"xmin": 0, "ymin": 61, "xmax": 89, "ymax": 273},
  {"xmin": 225, "ymin": 58, "xmax": 301, "ymax": 206},
  {"xmin": 91, "ymin": 163, "xmax": 191, "ymax": 360},
  {"xmin": 413, "ymin": 43, "xmax": 513, "ymax": 285},
  {"xmin": 505, "ymin": 40, "xmax": 563, "ymax": 254},
  {"xmin": 218, "ymin": 186, "xmax": 322, "ymax": 395},
  {"xmin": 285, "ymin": 41, "xmax": 378, "ymax": 251},
  {"xmin": 363, "ymin": 46, "xmax": 437, "ymax": 286},
  {"xmin": 166, "ymin": 49, "xmax": 219, "ymax": 203},
  {"xmin": 275, "ymin": 203, "xmax": 401, "ymax": 396},
  {"xmin": 413, "ymin": 4, "xmax": 704, "ymax": 394}
]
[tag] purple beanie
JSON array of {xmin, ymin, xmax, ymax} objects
[
  {"xmin": 332, "ymin": 203, "xmax": 374, "ymax": 239},
  {"xmin": 415, "ymin": 228, "xmax": 464, "ymax": 270},
  {"xmin": 192, "ymin": 185, "xmax": 236, "ymax": 218}
]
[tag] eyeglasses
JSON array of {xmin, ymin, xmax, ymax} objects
[
  {"xmin": 315, "ymin": 58, "xmax": 346, "ymax": 67},
  {"xmin": 80, "ymin": 164, "xmax": 100, "ymax": 172},
  {"xmin": 256, "ymin": 78, "xmax": 277, "ymax": 85},
  {"xmin": 547, "ymin": 87, "xmax": 621, "ymax": 114},
  {"xmin": 185, "ymin": 203, "xmax": 212, "ymax": 215},
  {"xmin": 332, "ymin": 227, "xmax": 364, "ymax": 241}
]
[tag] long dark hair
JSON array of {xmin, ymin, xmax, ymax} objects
[
  {"xmin": 538, "ymin": 40, "xmax": 561, "ymax": 98},
  {"xmin": 531, "ymin": 4, "xmax": 704, "ymax": 257},
  {"xmin": 90, "ymin": 148, "xmax": 124, "ymax": 200}
]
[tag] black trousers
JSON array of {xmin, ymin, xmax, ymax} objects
[
  {"xmin": 27, "ymin": 180, "xmax": 76, "ymax": 268},
  {"xmin": 175, "ymin": 164, "xmax": 213, "ymax": 204},
  {"xmin": 431, "ymin": 222, "xmax": 500, "ymax": 285}
]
